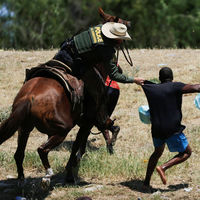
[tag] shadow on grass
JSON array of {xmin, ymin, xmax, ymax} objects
[
  {"xmin": 0, "ymin": 172, "xmax": 91, "ymax": 200},
  {"xmin": 120, "ymin": 179, "xmax": 189, "ymax": 194}
]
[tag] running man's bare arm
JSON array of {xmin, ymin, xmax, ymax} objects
[{"xmin": 182, "ymin": 84, "xmax": 200, "ymax": 94}]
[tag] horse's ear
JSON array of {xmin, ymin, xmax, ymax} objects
[
  {"xmin": 98, "ymin": 7, "xmax": 112, "ymax": 21},
  {"xmin": 98, "ymin": 7, "xmax": 104, "ymax": 17}
]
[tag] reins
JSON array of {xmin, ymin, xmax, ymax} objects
[
  {"xmin": 90, "ymin": 130, "xmax": 101, "ymax": 135},
  {"xmin": 120, "ymin": 40, "xmax": 133, "ymax": 67}
]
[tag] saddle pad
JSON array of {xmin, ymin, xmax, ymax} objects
[{"xmin": 25, "ymin": 60, "xmax": 84, "ymax": 113}]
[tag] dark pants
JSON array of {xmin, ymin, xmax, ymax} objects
[{"xmin": 106, "ymin": 86, "xmax": 120, "ymax": 117}]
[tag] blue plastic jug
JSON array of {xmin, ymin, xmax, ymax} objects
[
  {"xmin": 194, "ymin": 93, "xmax": 200, "ymax": 110},
  {"xmin": 138, "ymin": 105, "xmax": 151, "ymax": 124}
]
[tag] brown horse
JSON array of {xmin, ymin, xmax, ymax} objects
[{"xmin": 0, "ymin": 8, "xmax": 131, "ymax": 183}]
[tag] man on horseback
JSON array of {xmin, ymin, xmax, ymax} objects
[{"xmin": 53, "ymin": 22, "xmax": 144, "ymax": 141}]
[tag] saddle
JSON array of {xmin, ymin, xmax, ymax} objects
[{"xmin": 25, "ymin": 59, "xmax": 84, "ymax": 114}]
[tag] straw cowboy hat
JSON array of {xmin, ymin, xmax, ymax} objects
[{"xmin": 102, "ymin": 22, "xmax": 131, "ymax": 40}]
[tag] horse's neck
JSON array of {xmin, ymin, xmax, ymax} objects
[{"xmin": 94, "ymin": 64, "xmax": 108, "ymax": 82}]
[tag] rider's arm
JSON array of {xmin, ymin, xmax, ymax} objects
[
  {"xmin": 98, "ymin": 45, "xmax": 144, "ymax": 84},
  {"xmin": 106, "ymin": 61, "xmax": 134, "ymax": 83}
]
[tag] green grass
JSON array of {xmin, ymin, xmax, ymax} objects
[
  {"xmin": 52, "ymin": 189, "xmax": 85, "ymax": 200},
  {"xmin": 79, "ymin": 147, "xmax": 145, "ymax": 180},
  {"xmin": 186, "ymin": 126, "xmax": 200, "ymax": 152},
  {"xmin": 0, "ymin": 144, "xmax": 192, "ymax": 183},
  {"xmin": 0, "ymin": 148, "xmax": 147, "ymax": 199},
  {"xmin": 0, "ymin": 106, "xmax": 11, "ymax": 122},
  {"xmin": 23, "ymin": 151, "xmax": 43, "ymax": 170},
  {"xmin": 0, "ymin": 147, "xmax": 146, "ymax": 180},
  {"xmin": 0, "ymin": 151, "xmax": 15, "ymax": 168}
]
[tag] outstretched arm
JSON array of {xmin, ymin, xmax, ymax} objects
[
  {"xmin": 106, "ymin": 61, "xmax": 145, "ymax": 84},
  {"xmin": 134, "ymin": 78, "xmax": 145, "ymax": 85},
  {"xmin": 182, "ymin": 84, "xmax": 200, "ymax": 94}
]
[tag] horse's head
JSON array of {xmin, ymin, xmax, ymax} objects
[{"xmin": 98, "ymin": 7, "xmax": 131, "ymax": 29}]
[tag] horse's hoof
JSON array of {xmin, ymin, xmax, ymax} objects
[
  {"xmin": 41, "ymin": 177, "xmax": 51, "ymax": 190},
  {"xmin": 17, "ymin": 175, "xmax": 25, "ymax": 180},
  {"xmin": 65, "ymin": 169, "xmax": 78, "ymax": 184},
  {"xmin": 45, "ymin": 168, "xmax": 54, "ymax": 178},
  {"xmin": 65, "ymin": 175, "xmax": 75, "ymax": 184},
  {"xmin": 65, "ymin": 175, "xmax": 80, "ymax": 185}
]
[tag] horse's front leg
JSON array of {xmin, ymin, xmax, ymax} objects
[
  {"xmin": 65, "ymin": 124, "xmax": 92, "ymax": 183},
  {"xmin": 102, "ymin": 129, "xmax": 114, "ymax": 154}
]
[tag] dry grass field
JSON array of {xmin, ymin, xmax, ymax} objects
[{"xmin": 0, "ymin": 49, "xmax": 199, "ymax": 200}]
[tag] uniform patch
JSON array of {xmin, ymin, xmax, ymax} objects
[
  {"xmin": 74, "ymin": 24, "xmax": 104, "ymax": 54},
  {"xmin": 90, "ymin": 26, "xmax": 103, "ymax": 44}
]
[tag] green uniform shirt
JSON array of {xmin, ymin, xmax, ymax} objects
[{"xmin": 74, "ymin": 24, "xmax": 134, "ymax": 83}]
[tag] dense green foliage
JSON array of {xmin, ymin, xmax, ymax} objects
[{"xmin": 0, "ymin": 0, "xmax": 200, "ymax": 49}]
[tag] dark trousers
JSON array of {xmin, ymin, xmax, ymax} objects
[{"xmin": 106, "ymin": 86, "xmax": 120, "ymax": 117}]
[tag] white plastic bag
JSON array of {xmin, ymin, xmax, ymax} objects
[
  {"xmin": 194, "ymin": 93, "xmax": 200, "ymax": 110},
  {"xmin": 138, "ymin": 105, "xmax": 151, "ymax": 124}
]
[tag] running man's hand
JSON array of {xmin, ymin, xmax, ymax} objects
[{"xmin": 134, "ymin": 77, "xmax": 145, "ymax": 85}]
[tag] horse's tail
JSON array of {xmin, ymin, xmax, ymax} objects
[{"xmin": 0, "ymin": 99, "xmax": 31, "ymax": 145}]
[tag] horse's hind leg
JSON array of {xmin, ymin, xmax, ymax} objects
[
  {"xmin": 37, "ymin": 134, "xmax": 66, "ymax": 178},
  {"xmin": 14, "ymin": 126, "xmax": 33, "ymax": 179},
  {"xmin": 0, "ymin": 99, "xmax": 31, "ymax": 145},
  {"xmin": 0, "ymin": 115, "xmax": 22, "ymax": 145}
]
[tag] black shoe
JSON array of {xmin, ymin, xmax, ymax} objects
[{"xmin": 110, "ymin": 126, "xmax": 120, "ymax": 146}]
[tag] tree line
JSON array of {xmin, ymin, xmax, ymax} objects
[{"xmin": 0, "ymin": 0, "xmax": 200, "ymax": 49}]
